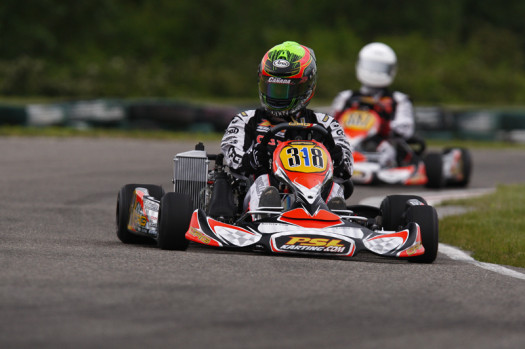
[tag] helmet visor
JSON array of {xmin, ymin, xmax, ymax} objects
[
  {"xmin": 358, "ymin": 60, "xmax": 396, "ymax": 75},
  {"xmin": 259, "ymin": 76, "xmax": 311, "ymax": 101}
]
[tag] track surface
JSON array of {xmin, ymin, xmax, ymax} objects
[{"xmin": 1, "ymin": 137, "xmax": 524, "ymax": 348}]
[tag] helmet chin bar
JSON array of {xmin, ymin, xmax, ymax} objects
[{"xmin": 260, "ymin": 89, "xmax": 314, "ymax": 119}]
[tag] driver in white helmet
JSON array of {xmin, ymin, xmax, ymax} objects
[{"xmin": 331, "ymin": 42, "xmax": 416, "ymax": 167}]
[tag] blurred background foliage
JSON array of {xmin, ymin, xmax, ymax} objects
[{"xmin": 1, "ymin": 0, "xmax": 525, "ymax": 104}]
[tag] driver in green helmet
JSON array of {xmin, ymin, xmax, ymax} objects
[{"xmin": 221, "ymin": 41, "xmax": 353, "ymax": 211}]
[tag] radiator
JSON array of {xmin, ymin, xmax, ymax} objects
[{"xmin": 172, "ymin": 150, "xmax": 209, "ymax": 211}]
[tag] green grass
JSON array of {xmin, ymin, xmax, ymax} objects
[
  {"xmin": 426, "ymin": 139, "xmax": 525, "ymax": 150},
  {"xmin": 439, "ymin": 184, "xmax": 525, "ymax": 268},
  {"xmin": 2, "ymin": 124, "xmax": 525, "ymax": 150}
]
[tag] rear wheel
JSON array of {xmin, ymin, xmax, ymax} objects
[
  {"xmin": 424, "ymin": 152, "xmax": 444, "ymax": 188},
  {"xmin": 157, "ymin": 192, "xmax": 194, "ymax": 250},
  {"xmin": 380, "ymin": 195, "xmax": 428, "ymax": 231},
  {"xmin": 406, "ymin": 205, "xmax": 439, "ymax": 263},
  {"xmin": 458, "ymin": 148, "xmax": 472, "ymax": 187},
  {"xmin": 116, "ymin": 184, "xmax": 165, "ymax": 244}
]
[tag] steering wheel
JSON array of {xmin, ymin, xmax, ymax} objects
[
  {"xmin": 258, "ymin": 122, "xmax": 329, "ymax": 152},
  {"xmin": 250, "ymin": 123, "xmax": 330, "ymax": 174}
]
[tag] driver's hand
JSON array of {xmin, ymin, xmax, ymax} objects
[
  {"xmin": 331, "ymin": 145, "xmax": 345, "ymax": 167},
  {"xmin": 243, "ymin": 143, "xmax": 270, "ymax": 170}
]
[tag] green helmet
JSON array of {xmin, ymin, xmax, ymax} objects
[{"xmin": 258, "ymin": 41, "xmax": 317, "ymax": 118}]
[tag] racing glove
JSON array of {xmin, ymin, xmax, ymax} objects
[
  {"xmin": 330, "ymin": 145, "xmax": 345, "ymax": 167},
  {"xmin": 242, "ymin": 143, "xmax": 271, "ymax": 172},
  {"xmin": 331, "ymin": 145, "xmax": 351, "ymax": 181}
]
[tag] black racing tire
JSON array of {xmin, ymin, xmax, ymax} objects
[
  {"xmin": 424, "ymin": 152, "xmax": 445, "ymax": 188},
  {"xmin": 380, "ymin": 195, "xmax": 428, "ymax": 231},
  {"xmin": 157, "ymin": 192, "xmax": 193, "ymax": 250},
  {"xmin": 116, "ymin": 184, "xmax": 165, "ymax": 244},
  {"xmin": 405, "ymin": 205, "xmax": 439, "ymax": 263}
]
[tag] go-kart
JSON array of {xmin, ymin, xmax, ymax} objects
[
  {"xmin": 116, "ymin": 123, "xmax": 439, "ymax": 263},
  {"xmin": 337, "ymin": 102, "xmax": 472, "ymax": 188}
]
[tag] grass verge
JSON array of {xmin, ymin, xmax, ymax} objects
[
  {"xmin": 439, "ymin": 184, "xmax": 525, "ymax": 268},
  {"xmin": 2, "ymin": 125, "xmax": 525, "ymax": 150}
]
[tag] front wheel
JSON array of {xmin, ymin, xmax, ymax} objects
[
  {"xmin": 380, "ymin": 194, "xmax": 428, "ymax": 231},
  {"xmin": 406, "ymin": 205, "xmax": 439, "ymax": 263},
  {"xmin": 157, "ymin": 192, "xmax": 194, "ymax": 250}
]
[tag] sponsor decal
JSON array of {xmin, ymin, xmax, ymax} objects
[
  {"xmin": 256, "ymin": 125, "xmax": 272, "ymax": 133},
  {"xmin": 330, "ymin": 121, "xmax": 341, "ymax": 129},
  {"xmin": 404, "ymin": 242, "xmax": 422, "ymax": 256},
  {"xmin": 128, "ymin": 200, "xmax": 157, "ymax": 234},
  {"xmin": 288, "ymin": 121, "xmax": 312, "ymax": 127},
  {"xmin": 273, "ymin": 235, "xmax": 352, "ymax": 254},
  {"xmin": 132, "ymin": 202, "xmax": 148, "ymax": 226},
  {"xmin": 143, "ymin": 199, "xmax": 159, "ymax": 212},
  {"xmin": 226, "ymin": 147, "xmax": 242, "ymax": 165},
  {"xmin": 255, "ymin": 134, "xmax": 283, "ymax": 146},
  {"xmin": 407, "ymin": 199, "xmax": 425, "ymax": 206},
  {"xmin": 272, "ymin": 59, "xmax": 290, "ymax": 68},
  {"xmin": 268, "ymin": 76, "xmax": 292, "ymax": 84},
  {"xmin": 227, "ymin": 127, "xmax": 240, "ymax": 134},
  {"xmin": 187, "ymin": 227, "xmax": 211, "ymax": 244}
]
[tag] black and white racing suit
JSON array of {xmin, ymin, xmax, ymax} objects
[
  {"xmin": 331, "ymin": 87, "xmax": 415, "ymax": 166},
  {"xmin": 221, "ymin": 107, "xmax": 353, "ymax": 210}
]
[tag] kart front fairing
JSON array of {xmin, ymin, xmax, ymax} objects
[
  {"xmin": 185, "ymin": 133, "xmax": 425, "ymax": 259},
  {"xmin": 352, "ymin": 151, "xmax": 427, "ymax": 186},
  {"xmin": 185, "ymin": 207, "xmax": 424, "ymax": 258}
]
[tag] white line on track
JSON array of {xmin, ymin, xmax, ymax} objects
[
  {"xmin": 359, "ymin": 188, "xmax": 525, "ymax": 281},
  {"xmin": 439, "ymin": 243, "xmax": 525, "ymax": 281}
]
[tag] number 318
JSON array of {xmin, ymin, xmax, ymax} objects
[{"xmin": 286, "ymin": 147, "xmax": 324, "ymax": 168}]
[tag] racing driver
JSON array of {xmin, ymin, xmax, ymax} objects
[
  {"xmin": 331, "ymin": 42, "xmax": 416, "ymax": 167},
  {"xmin": 221, "ymin": 41, "xmax": 353, "ymax": 212}
]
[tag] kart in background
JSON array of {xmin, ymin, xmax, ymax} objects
[
  {"xmin": 337, "ymin": 103, "xmax": 472, "ymax": 188},
  {"xmin": 116, "ymin": 123, "xmax": 439, "ymax": 263}
]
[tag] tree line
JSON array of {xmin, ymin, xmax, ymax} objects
[{"xmin": 1, "ymin": 0, "xmax": 524, "ymax": 104}]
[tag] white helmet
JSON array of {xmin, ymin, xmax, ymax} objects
[{"xmin": 356, "ymin": 42, "xmax": 397, "ymax": 88}]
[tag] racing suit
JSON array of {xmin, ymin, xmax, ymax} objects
[
  {"xmin": 331, "ymin": 87, "xmax": 415, "ymax": 166},
  {"xmin": 221, "ymin": 107, "xmax": 353, "ymax": 211}
]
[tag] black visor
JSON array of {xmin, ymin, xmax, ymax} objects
[{"xmin": 259, "ymin": 76, "xmax": 311, "ymax": 100}]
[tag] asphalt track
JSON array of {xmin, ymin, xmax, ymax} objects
[{"xmin": 1, "ymin": 137, "xmax": 524, "ymax": 349}]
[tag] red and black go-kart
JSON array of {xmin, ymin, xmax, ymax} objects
[
  {"xmin": 116, "ymin": 123, "xmax": 439, "ymax": 263},
  {"xmin": 337, "ymin": 98, "xmax": 472, "ymax": 188}
]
